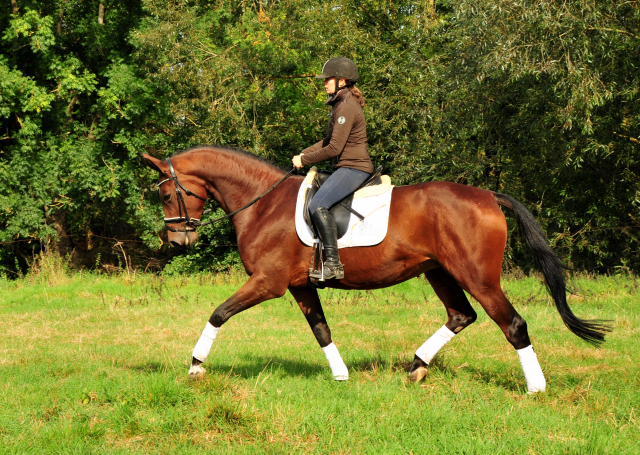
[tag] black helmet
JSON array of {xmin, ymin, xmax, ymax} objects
[{"xmin": 315, "ymin": 57, "xmax": 359, "ymax": 84}]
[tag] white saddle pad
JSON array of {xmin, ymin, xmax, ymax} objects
[{"xmin": 295, "ymin": 168, "xmax": 394, "ymax": 248}]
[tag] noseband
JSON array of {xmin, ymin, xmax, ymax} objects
[{"xmin": 157, "ymin": 157, "xmax": 295, "ymax": 234}]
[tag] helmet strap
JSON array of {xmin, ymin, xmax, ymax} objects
[{"xmin": 327, "ymin": 77, "xmax": 350, "ymax": 103}]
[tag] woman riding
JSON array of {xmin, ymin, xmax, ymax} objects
[{"xmin": 292, "ymin": 57, "xmax": 374, "ymax": 280}]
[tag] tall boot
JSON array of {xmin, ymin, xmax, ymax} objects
[{"xmin": 310, "ymin": 207, "xmax": 344, "ymax": 280}]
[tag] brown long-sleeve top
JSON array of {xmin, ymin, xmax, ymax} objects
[{"xmin": 300, "ymin": 89, "xmax": 373, "ymax": 174}]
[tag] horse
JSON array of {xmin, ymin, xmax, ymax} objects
[{"xmin": 142, "ymin": 145, "xmax": 610, "ymax": 393}]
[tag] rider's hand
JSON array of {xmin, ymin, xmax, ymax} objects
[{"xmin": 292, "ymin": 154, "xmax": 304, "ymax": 169}]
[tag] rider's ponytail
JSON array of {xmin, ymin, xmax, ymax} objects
[{"xmin": 348, "ymin": 85, "xmax": 365, "ymax": 108}]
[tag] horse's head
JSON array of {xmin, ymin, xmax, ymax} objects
[{"xmin": 142, "ymin": 153, "xmax": 208, "ymax": 247}]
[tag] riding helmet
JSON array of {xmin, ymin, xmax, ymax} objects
[{"xmin": 315, "ymin": 57, "xmax": 359, "ymax": 84}]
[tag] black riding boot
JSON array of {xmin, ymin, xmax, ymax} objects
[{"xmin": 310, "ymin": 207, "xmax": 344, "ymax": 280}]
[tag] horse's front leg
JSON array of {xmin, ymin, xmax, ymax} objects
[
  {"xmin": 289, "ymin": 287, "xmax": 348, "ymax": 381},
  {"xmin": 189, "ymin": 273, "xmax": 287, "ymax": 379}
]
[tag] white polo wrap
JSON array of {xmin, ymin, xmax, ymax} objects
[
  {"xmin": 415, "ymin": 325, "xmax": 456, "ymax": 364},
  {"xmin": 192, "ymin": 322, "xmax": 220, "ymax": 363},
  {"xmin": 322, "ymin": 343, "xmax": 349, "ymax": 381},
  {"xmin": 517, "ymin": 345, "xmax": 546, "ymax": 393}
]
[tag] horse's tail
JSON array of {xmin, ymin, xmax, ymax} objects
[{"xmin": 493, "ymin": 192, "xmax": 612, "ymax": 346}]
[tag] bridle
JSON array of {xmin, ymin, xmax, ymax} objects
[
  {"xmin": 157, "ymin": 157, "xmax": 295, "ymax": 233},
  {"xmin": 157, "ymin": 157, "xmax": 207, "ymax": 232}
]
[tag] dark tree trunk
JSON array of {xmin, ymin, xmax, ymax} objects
[
  {"xmin": 57, "ymin": 10, "xmax": 63, "ymax": 34},
  {"xmin": 66, "ymin": 92, "xmax": 78, "ymax": 119},
  {"xmin": 45, "ymin": 209, "xmax": 72, "ymax": 257}
]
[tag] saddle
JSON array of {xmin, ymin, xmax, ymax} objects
[{"xmin": 303, "ymin": 166, "xmax": 384, "ymax": 239}]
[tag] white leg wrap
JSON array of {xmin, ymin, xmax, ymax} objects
[
  {"xmin": 415, "ymin": 325, "xmax": 456, "ymax": 364},
  {"xmin": 517, "ymin": 345, "xmax": 546, "ymax": 393},
  {"xmin": 322, "ymin": 343, "xmax": 349, "ymax": 381},
  {"xmin": 192, "ymin": 322, "xmax": 220, "ymax": 363}
]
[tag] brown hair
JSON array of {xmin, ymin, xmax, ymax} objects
[{"xmin": 348, "ymin": 85, "xmax": 365, "ymax": 107}]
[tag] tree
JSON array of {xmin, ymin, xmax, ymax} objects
[
  {"xmin": 428, "ymin": 0, "xmax": 640, "ymax": 270},
  {"xmin": 0, "ymin": 0, "xmax": 154, "ymax": 274}
]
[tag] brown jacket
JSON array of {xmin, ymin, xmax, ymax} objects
[{"xmin": 300, "ymin": 89, "xmax": 373, "ymax": 174}]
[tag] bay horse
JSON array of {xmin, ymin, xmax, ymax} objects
[{"xmin": 142, "ymin": 145, "xmax": 610, "ymax": 393}]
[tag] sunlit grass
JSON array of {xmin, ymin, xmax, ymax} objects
[{"xmin": 0, "ymin": 270, "xmax": 638, "ymax": 453}]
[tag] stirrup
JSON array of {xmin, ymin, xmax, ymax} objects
[{"xmin": 309, "ymin": 262, "xmax": 344, "ymax": 281}]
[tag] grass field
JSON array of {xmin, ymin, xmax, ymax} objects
[{"xmin": 0, "ymin": 265, "xmax": 638, "ymax": 454}]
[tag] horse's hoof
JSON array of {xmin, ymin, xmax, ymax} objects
[
  {"xmin": 526, "ymin": 387, "xmax": 546, "ymax": 395},
  {"xmin": 408, "ymin": 366, "xmax": 428, "ymax": 383},
  {"xmin": 189, "ymin": 364, "xmax": 206, "ymax": 379}
]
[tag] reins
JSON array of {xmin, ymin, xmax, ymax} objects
[{"xmin": 158, "ymin": 157, "xmax": 295, "ymax": 233}]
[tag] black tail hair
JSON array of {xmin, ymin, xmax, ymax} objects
[{"xmin": 494, "ymin": 192, "xmax": 612, "ymax": 346}]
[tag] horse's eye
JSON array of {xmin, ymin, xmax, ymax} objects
[{"xmin": 163, "ymin": 193, "xmax": 172, "ymax": 203}]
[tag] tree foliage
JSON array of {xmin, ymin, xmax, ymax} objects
[
  {"xmin": 1, "ymin": 0, "xmax": 638, "ymax": 275},
  {"xmin": 0, "ymin": 0, "xmax": 159, "ymax": 274},
  {"xmin": 430, "ymin": 0, "xmax": 640, "ymax": 269}
]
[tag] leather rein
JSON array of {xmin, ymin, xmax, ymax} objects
[{"xmin": 157, "ymin": 157, "xmax": 295, "ymax": 233}]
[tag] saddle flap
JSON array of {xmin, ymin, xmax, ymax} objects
[
  {"xmin": 301, "ymin": 166, "xmax": 389, "ymax": 240},
  {"xmin": 330, "ymin": 196, "xmax": 354, "ymax": 239},
  {"xmin": 303, "ymin": 168, "xmax": 330, "ymax": 235},
  {"xmin": 296, "ymin": 168, "xmax": 394, "ymax": 250}
]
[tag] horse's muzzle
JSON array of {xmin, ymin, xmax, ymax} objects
[{"xmin": 168, "ymin": 230, "xmax": 199, "ymax": 248}]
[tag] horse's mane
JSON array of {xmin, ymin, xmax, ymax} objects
[{"xmin": 171, "ymin": 145, "xmax": 287, "ymax": 172}]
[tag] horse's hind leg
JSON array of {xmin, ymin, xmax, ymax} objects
[
  {"xmin": 289, "ymin": 286, "xmax": 348, "ymax": 381},
  {"xmin": 409, "ymin": 267, "xmax": 477, "ymax": 382},
  {"xmin": 468, "ymin": 283, "xmax": 546, "ymax": 393}
]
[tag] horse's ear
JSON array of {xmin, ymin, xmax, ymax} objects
[{"xmin": 141, "ymin": 153, "xmax": 166, "ymax": 173}]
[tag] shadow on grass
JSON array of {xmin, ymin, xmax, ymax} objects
[
  {"xmin": 461, "ymin": 364, "xmax": 524, "ymax": 392},
  {"xmin": 128, "ymin": 361, "xmax": 172, "ymax": 374},
  {"xmin": 349, "ymin": 354, "xmax": 525, "ymax": 392},
  {"xmin": 127, "ymin": 356, "xmax": 524, "ymax": 392},
  {"xmin": 210, "ymin": 355, "xmax": 327, "ymax": 379},
  {"xmin": 349, "ymin": 355, "xmax": 415, "ymax": 374},
  {"xmin": 128, "ymin": 356, "xmax": 326, "ymax": 379}
]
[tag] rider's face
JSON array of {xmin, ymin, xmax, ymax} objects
[{"xmin": 323, "ymin": 77, "xmax": 346, "ymax": 94}]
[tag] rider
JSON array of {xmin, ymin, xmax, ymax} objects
[{"xmin": 292, "ymin": 57, "xmax": 374, "ymax": 280}]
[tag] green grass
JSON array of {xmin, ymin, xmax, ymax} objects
[{"xmin": 0, "ymin": 269, "xmax": 638, "ymax": 454}]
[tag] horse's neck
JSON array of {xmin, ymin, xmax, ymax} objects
[{"xmin": 192, "ymin": 151, "xmax": 285, "ymax": 212}]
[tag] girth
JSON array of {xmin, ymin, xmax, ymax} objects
[{"xmin": 303, "ymin": 166, "xmax": 383, "ymax": 239}]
